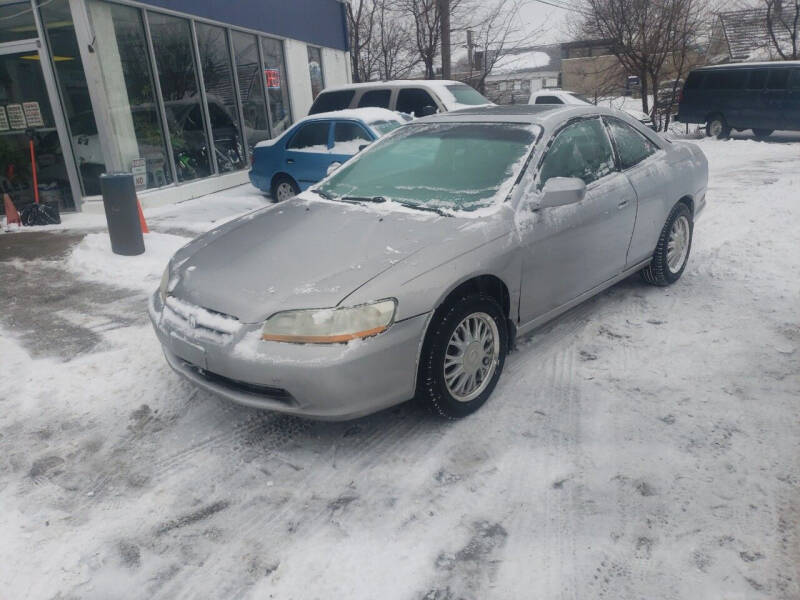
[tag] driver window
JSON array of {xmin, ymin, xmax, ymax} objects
[
  {"xmin": 287, "ymin": 121, "xmax": 330, "ymax": 151},
  {"xmin": 396, "ymin": 88, "xmax": 437, "ymax": 117},
  {"xmin": 538, "ymin": 118, "xmax": 615, "ymax": 188}
]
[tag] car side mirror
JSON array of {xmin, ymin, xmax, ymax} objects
[
  {"xmin": 420, "ymin": 105, "xmax": 437, "ymax": 117},
  {"xmin": 538, "ymin": 177, "xmax": 586, "ymax": 209},
  {"xmin": 326, "ymin": 161, "xmax": 342, "ymax": 176}
]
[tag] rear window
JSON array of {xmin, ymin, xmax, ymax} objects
[
  {"xmin": 791, "ymin": 70, "xmax": 800, "ymax": 90},
  {"xmin": 308, "ymin": 90, "xmax": 355, "ymax": 114},
  {"xmin": 358, "ymin": 89, "xmax": 391, "ymax": 108},
  {"xmin": 445, "ymin": 84, "xmax": 489, "ymax": 105},
  {"xmin": 767, "ymin": 69, "xmax": 789, "ymax": 90},
  {"xmin": 704, "ymin": 70, "xmax": 747, "ymax": 89},
  {"xmin": 684, "ymin": 72, "xmax": 704, "ymax": 90},
  {"xmin": 748, "ymin": 70, "xmax": 768, "ymax": 89}
]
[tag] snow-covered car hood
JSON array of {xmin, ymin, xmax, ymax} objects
[
  {"xmin": 623, "ymin": 108, "xmax": 651, "ymax": 122},
  {"xmin": 168, "ymin": 196, "xmax": 474, "ymax": 323}
]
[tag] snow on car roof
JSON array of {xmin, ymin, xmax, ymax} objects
[
  {"xmin": 254, "ymin": 108, "xmax": 404, "ymax": 149},
  {"xmin": 302, "ymin": 107, "xmax": 406, "ymax": 124},
  {"xmin": 320, "ymin": 79, "xmax": 467, "ymax": 92},
  {"xmin": 694, "ymin": 60, "xmax": 800, "ymax": 69}
]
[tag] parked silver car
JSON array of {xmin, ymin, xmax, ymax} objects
[{"xmin": 150, "ymin": 105, "xmax": 708, "ymax": 420}]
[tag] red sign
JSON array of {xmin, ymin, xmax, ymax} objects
[{"xmin": 265, "ymin": 69, "xmax": 281, "ymax": 89}]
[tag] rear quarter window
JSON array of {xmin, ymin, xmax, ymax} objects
[
  {"xmin": 357, "ymin": 89, "xmax": 391, "ymax": 108},
  {"xmin": 309, "ymin": 90, "xmax": 355, "ymax": 114}
]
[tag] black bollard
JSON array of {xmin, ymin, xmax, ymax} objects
[{"xmin": 99, "ymin": 173, "xmax": 145, "ymax": 256}]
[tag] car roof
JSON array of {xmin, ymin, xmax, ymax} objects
[
  {"xmin": 297, "ymin": 107, "xmax": 404, "ymax": 124},
  {"xmin": 416, "ymin": 103, "xmax": 620, "ymax": 126},
  {"xmin": 694, "ymin": 60, "xmax": 800, "ymax": 70},
  {"xmin": 320, "ymin": 80, "xmax": 468, "ymax": 93}
]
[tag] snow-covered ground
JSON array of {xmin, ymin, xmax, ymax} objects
[{"xmin": 1, "ymin": 136, "xmax": 799, "ymax": 599}]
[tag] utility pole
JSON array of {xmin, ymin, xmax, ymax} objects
[{"xmin": 440, "ymin": 0, "xmax": 451, "ymax": 79}]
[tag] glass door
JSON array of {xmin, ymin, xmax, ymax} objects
[{"xmin": 0, "ymin": 43, "xmax": 77, "ymax": 214}]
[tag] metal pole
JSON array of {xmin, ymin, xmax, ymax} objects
[{"xmin": 440, "ymin": 0, "xmax": 451, "ymax": 79}]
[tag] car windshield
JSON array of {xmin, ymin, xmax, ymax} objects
[
  {"xmin": 369, "ymin": 120, "xmax": 403, "ymax": 135},
  {"xmin": 317, "ymin": 122, "xmax": 539, "ymax": 212},
  {"xmin": 446, "ymin": 84, "xmax": 490, "ymax": 105}
]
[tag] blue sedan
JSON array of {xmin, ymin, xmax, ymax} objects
[{"xmin": 249, "ymin": 108, "xmax": 406, "ymax": 201}]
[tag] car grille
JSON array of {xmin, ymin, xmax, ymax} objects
[
  {"xmin": 183, "ymin": 362, "xmax": 295, "ymax": 405},
  {"xmin": 163, "ymin": 296, "xmax": 240, "ymax": 341}
]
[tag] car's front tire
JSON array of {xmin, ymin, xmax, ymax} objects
[
  {"xmin": 417, "ymin": 294, "xmax": 508, "ymax": 419},
  {"xmin": 271, "ymin": 175, "xmax": 300, "ymax": 202},
  {"xmin": 705, "ymin": 114, "xmax": 730, "ymax": 139},
  {"xmin": 641, "ymin": 202, "xmax": 693, "ymax": 286}
]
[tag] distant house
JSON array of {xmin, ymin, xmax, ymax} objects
[
  {"xmin": 481, "ymin": 45, "xmax": 562, "ymax": 104},
  {"xmin": 708, "ymin": 7, "xmax": 799, "ymax": 63}
]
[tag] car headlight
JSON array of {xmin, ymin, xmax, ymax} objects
[
  {"xmin": 159, "ymin": 265, "xmax": 170, "ymax": 301},
  {"xmin": 261, "ymin": 299, "xmax": 397, "ymax": 343}
]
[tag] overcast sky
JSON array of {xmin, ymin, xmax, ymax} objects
[{"xmin": 517, "ymin": 0, "xmax": 572, "ymax": 44}]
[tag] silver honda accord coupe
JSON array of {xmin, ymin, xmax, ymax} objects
[{"xmin": 150, "ymin": 105, "xmax": 708, "ymax": 420}]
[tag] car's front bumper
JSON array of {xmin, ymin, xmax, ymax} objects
[{"xmin": 149, "ymin": 292, "xmax": 430, "ymax": 420}]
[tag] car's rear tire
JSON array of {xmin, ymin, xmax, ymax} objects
[
  {"xmin": 705, "ymin": 114, "xmax": 730, "ymax": 139},
  {"xmin": 271, "ymin": 175, "xmax": 299, "ymax": 202},
  {"xmin": 641, "ymin": 203, "xmax": 693, "ymax": 287},
  {"xmin": 753, "ymin": 128, "xmax": 773, "ymax": 140},
  {"xmin": 416, "ymin": 294, "xmax": 508, "ymax": 419}
]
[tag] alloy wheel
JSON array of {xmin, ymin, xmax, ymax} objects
[{"xmin": 443, "ymin": 312, "xmax": 500, "ymax": 402}]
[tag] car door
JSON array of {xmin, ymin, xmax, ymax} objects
[
  {"xmin": 763, "ymin": 69, "xmax": 790, "ymax": 130},
  {"xmin": 788, "ymin": 69, "xmax": 800, "ymax": 130},
  {"xmin": 283, "ymin": 120, "xmax": 333, "ymax": 187},
  {"xmin": 330, "ymin": 120, "xmax": 374, "ymax": 165},
  {"xmin": 602, "ymin": 117, "xmax": 665, "ymax": 266},
  {"xmin": 518, "ymin": 117, "xmax": 638, "ymax": 324}
]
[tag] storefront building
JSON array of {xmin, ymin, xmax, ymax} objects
[{"xmin": 0, "ymin": 0, "xmax": 351, "ymax": 214}]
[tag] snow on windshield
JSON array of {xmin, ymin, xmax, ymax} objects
[{"xmin": 317, "ymin": 122, "xmax": 540, "ymax": 213}]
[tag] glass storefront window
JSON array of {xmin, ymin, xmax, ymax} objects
[
  {"xmin": 148, "ymin": 12, "xmax": 212, "ymax": 182},
  {"xmin": 307, "ymin": 46, "xmax": 324, "ymax": 100},
  {"xmin": 0, "ymin": 2, "xmax": 36, "ymax": 44},
  {"xmin": 231, "ymin": 30, "xmax": 270, "ymax": 157},
  {"xmin": 87, "ymin": 0, "xmax": 172, "ymax": 189},
  {"xmin": 261, "ymin": 37, "xmax": 292, "ymax": 135},
  {"xmin": 196, "ymin": 23, "xmax": 245, "ymax": 173},
  {"xmin": 39, "ymin": 0, "xmax": 105, "ymax": 196}
]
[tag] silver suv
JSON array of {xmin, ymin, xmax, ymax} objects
[{"xmin": 308, "ymin": 80, "xmax": 492, "ymax": 117}]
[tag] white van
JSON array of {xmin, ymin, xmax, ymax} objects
[{"xmin": 308, "ymin": 80, "xmax": 492, "ymax": 117}]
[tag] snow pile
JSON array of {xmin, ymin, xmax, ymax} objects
[
  {"xmin": 1, "ymin": 134, "xmax": 799, "ymax": 599},
  {"xmin": 491, "ymin": 50, "xmax": 551, "ymax": 75},
  {"xmin": 67, "ymin": 232, "xmax": 187, "ymax": 293}
]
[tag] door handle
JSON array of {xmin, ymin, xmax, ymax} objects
[
  {"xmin": 617, "ymin": 199, "xmax": 629, "ymax": 209},
  {"xmin": 286, "ymin": 158, "xmax": 295, "ymax": 164}
]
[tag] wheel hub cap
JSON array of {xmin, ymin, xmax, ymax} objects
[
  {"xmin": 667, "ymin": 215, "xmax": 690, "ymax": 273},
  {"xmin": 443, "ymin": 312, "xmax": 500, "ymax": 403},
  {"xmin": 277, "ymin": 183, "xmax": 293, "ymax": 201}
]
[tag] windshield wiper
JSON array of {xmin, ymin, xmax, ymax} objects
[
  {"xmin": 395, "ymin": 201, "xmax": 452, "ymax": 217},
  {"xmin": 310, "ymin": 188, "xmax": 332, "ymax": 200},
  {"xmin": 341, "ymin": 196, "xmax": 387, "ymax": 204}
]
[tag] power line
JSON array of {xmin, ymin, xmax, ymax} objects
[{"xmin": 524, "ymin": 0, "xmax": 590, "ymax": 17}]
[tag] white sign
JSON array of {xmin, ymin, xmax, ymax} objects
[
  {"xmin": 131, "ymin": 158, "xmax": 147, "ymax": 191},
  {"xmin": 22, "ymin": 102, "xmax": 44, "ymax": 128},
  {"xmin": 6, "ymin": 104, "xmax": 26, "ymax": 130},
  {"xmin": 0, "ymin": 107, "xmax": 8, "ymax": 132}
]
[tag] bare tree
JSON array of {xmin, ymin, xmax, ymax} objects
[
  {"xmin": 765, "ymin": 0, "xmax": 800, "ymax": 59},
  {"xmin": 346, "ymin": 0, "xmax": 379, "ymax": 82},
  {"xmin": 579, "ymin": 0, "xmax": 705, "ymax": 116},
  {"xmin": 373, "ymin": 0, "xmax": 421, "ymax": 79},
  {"xmin": 463, "ymin": 0, "xmax": 529, "ymax": 94},
  {"xmin": 399, "ymin": 0, "xmax": 443, "ymax": 78}
]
